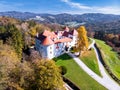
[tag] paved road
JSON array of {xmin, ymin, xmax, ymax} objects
[{"xmin": 68, "ymin": 40, "xmax": 120, "ymax": 90}]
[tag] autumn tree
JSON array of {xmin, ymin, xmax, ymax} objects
[
  {"xmin": 0, "ymin": 44, "xmax": 34, "ymax": 90},
  {"xmin": 8, "ymin": 61, "xmax": 34, "ymax": 90},
  {"xmin": 29, "ymin": 25, "xmax": 37, "ymax": 37},
  {"xmin": 0, "ymin": 44, "xmax": 20, "ymax": 90},
  {"xmin": 8, "ymin": 60, "xmax": 65, "ymax": 90},
  {"xmin": 29, "ymin": 24, "xmax": 51, "ymax": 36},
  {"xmin": 0, "ymin": 47, "xmax": 65, "ymax": 90},
  {"xmin": 74, "ymin": 26, "xmax": 88, "ymax": 53},
  {"xmin": 94, "ymin": 30, "xmax": 106, "ymax": 40},
  {"xmin": 27, "ymin": 20, "xmax": 36, "ymax": 27},
  {"xmin": 105, "ymin": 34, "xmax": 115, "ymax": 41},
  {"xmin": 33, "ymin": 60, "xmax": 65, "ymax": 90},
  {"xmin": 29, "ymin": 49, "xmax": 41, "ymax": 62}
]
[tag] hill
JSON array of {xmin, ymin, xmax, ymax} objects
[
  {"xmin": 1, "ymin": 11, "xmax": 120, "ymax": 34},
  {"xmin": 0, "ymin": 11, "xmax": 120, "ymax": 24}
]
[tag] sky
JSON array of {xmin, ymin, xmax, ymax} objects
[{"xmin": 0, "ymin": 0, "xmax": 120, "ymax": 15}]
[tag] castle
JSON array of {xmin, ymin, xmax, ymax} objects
[{"xmin": 35, "ymin": 27, "xmax": 78, "ymax": 59}]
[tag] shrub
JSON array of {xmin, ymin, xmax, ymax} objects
[{"xmin": 60, "ymin": 66, "xmax": 67, "ymax": 75}]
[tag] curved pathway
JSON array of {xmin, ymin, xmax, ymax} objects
[{"xmin": 68, "ymin": 39, "xmax": 120, "ymax": 90}]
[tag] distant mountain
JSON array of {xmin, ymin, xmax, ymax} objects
[
  {"xmin": 1, "ymin": 11, "xmax": 120, "ymax": 34},
  {"xmin": 1, "ymin": 11, "xmax": 120, "ymax": 25}
]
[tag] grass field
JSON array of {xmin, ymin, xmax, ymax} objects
[
  {"xmin": 80, "ymin": 48, "xmax": 101, "ymax": 76},
  {"xmin": 54, "ymin": 54, "xmax": 107, "ymax": 90},
  {"xmin": 95, "ymin": 39, "xmax": 120, "ymax": 79}
]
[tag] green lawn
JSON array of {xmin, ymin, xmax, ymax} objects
[
  {"xmin": 54, "ymin": 54, "xmax": 107, "ymax": 90},
  {"xmin": 95, "ymin": 39, "xmax": 120, "ymax": 79},
  {"xmin": 80, "ymin": 49, "xmax": 101, "ymax": 76}
]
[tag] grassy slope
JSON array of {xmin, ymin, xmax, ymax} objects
[
  {"xmin": 80, "ymin": 49, "xmax": 101, "ymax": 76},
  {"xmin": 54, "ymin": 54, "xmax": 107, "ymax": 90},
  {"xmin": 95, "ymin": 39, "xmax": 120, "ymax": 79}
]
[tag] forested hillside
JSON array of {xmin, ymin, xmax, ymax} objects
[{"xmin": 0, "ymin": 16, "xmax": 65, "ymax": 90}]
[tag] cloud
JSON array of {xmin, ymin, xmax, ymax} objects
[
  {"xmin": 61, "ymin": 0, "xmax": 120, "ymax": 15},
  {"xmin": 61, "ymin": 0, "xmax": 91, "ymax": 9},
  {"xmin": 95, "ymin": 7, "xmax": 120, "ymax": 14}
]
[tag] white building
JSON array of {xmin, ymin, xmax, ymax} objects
[{"xmin": 35, "ymin": 27, "xmax": 78, "ymax": 59}]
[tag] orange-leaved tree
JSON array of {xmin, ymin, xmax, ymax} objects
[{"xmin": 74, "ymin": 26, "xmax": 88, "ymax": 53}]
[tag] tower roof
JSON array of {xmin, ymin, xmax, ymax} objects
[
  {"xmin": 55, "ymin": 37, "xmax": 72, "ymax": 43},
  {"xmin": 64, "ymin": 26, "xmax": 69, "ymax": 32},
  {"xmin": 42, "ymin": 30, "xmax": 57, "ymax": 39},
  {"xmin": 42, "ymin": 30, "xmax": 51, "ymax": 37},
  {"xmin": 62, "ymin": 31, "xmax": 69, "ymax": 37},
  {"xmin": 42, "ymin": 36, "xmax": 54, "ymax": 45},
  {"xmin": 70, "ymin": 29, "xmax": 78, "ymax": 36}
]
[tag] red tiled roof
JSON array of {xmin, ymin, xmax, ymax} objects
[
  {"xmin": 70, "ymin": 29, "xmax": 78, "ymax": 36},
  {"xmin": 37, "ymin": 34, "xmax": 46, "ymax": 42},
  {"xmin": 42, "ymin": 30, "xmax": 57, "ymax": 39},
  {"xmin": 55, "ymin": 31, "xmax": 64, "ymax": 37},
  {"xmin": 62, "ymin": 31, "xmax": 69, "ymax": 37},
  {"xmin": 55, "ymin": 37, "xmax": 72, "ymax": 43},
  {"xmin": 37, "ymin": 30, "xmax": 73, "ymax": 46},
  {"xmin": 42, "ymin": 36, "xmax": 54, "ymax": 45},
  {"xmin": 64, "ymin": 26, "xmax": 69, "ymax": 32},
  {"xmin": 51, "ymin": 32, "xmax": 57, "ymax": 39},
  {"xmin": 42, "ymin": 30, "xmax": 51, "ymax": 36}
]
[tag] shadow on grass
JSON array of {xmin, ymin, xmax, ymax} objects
[{"xmin": 53, "ymin": 53, "xmax": 72, "ymax": 62}]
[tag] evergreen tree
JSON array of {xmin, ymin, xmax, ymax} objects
[
  {"xmin": 5, "ymin": 24, "xmax": 23, "ymax": 59},
  {"xmin": 0, "ymin": 26, "xmax": 6, "ymax": 33}
]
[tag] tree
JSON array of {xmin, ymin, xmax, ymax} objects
[
  {"xmin": 27, "ymin": 20, "xmax": 36, "ymax": 27},
  {"xmin": 94, "ymin": 31, "xmax": 105, "ymax": 40},
  {"xmin": 8, "ymin": 61, "xmax": 34, "ymax": 90},
  {"xmin": 105, "ymin": 34, "xmax": 115, "ymax": 41},
  {"xmin": 0, "ymin": 44, "xmax": 20, "ymax": 90},
  {"xmin": 74, "ymin": 26, "xmax": 88, "ymax": 53},
  {"xmin": 29, "ymin": 26, "xmax": 37, "ymax": 37},
  {"xmin": 0, "ymin": 44, "xmax": 34, "ymax": 90},
  {"xmin": 0, "ymin": 26, "xmax": 6, "ymax": 33},
  {"xmin": 5, "ymin": 24, "xmax": 23, "ymax": 59},
  {"xmin": 33, "ymin": 60, "xmax": 65, "ymax": 90},
  {"xmin": 0, "ymin": 44, "xmax": 65, "ymax": 90},
  {"xmin": 29, "ymin": 49, "xmax": 41, "ymax": 62},
  {"xmin": 0, "ymin": 26, "xmax": 6, "ymax": 41}
]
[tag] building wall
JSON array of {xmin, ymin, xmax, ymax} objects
[
  {"xmin": 40, "ymin": 45, "xmax": 47, "ymax": 58},
  {"xmin": 38, "ymin": 44, "xmax": 54, "ymax": 59},
  {"xmin": 72, "ymin": 36, "xmax": 77, "ymax": 46},
  {"xmin": 68, "ymin": 34, "xmax": 77, "ymax": 48},
  {"xmin": 35, "ymin": 39, "xmax": 41, "ymax": 51},
  {"xmin": 35, "ymin": 33, "xmax": 78, "ymax": 59},
  {"xmin": 47, "ymin": 44, "xmax": 54, "ymax": 59},
  {"xmin": 54, "ymin": 43, "xmax": 65, "ymax": 57}
]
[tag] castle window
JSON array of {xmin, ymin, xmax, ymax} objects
[
  {"xmin": 56, "ymin": 46, "xmax": 59, "ymax": 49},
  {"xmin": 50, "ymin": 51, "xmax": 52, "ymax": 54}
]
